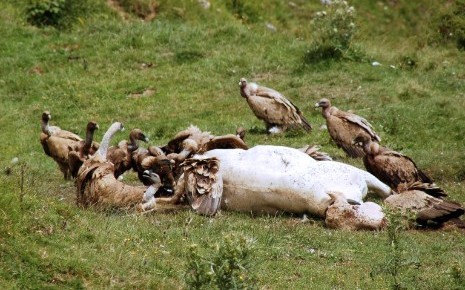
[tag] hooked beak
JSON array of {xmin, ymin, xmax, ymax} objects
[{"xmin": 314, "ymin": 102, "xmax": 321, "ymax": 108}]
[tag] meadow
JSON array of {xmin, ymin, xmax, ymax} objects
[{"xmin": 1, "ymin": 0, "xmax": 465, "ymax": 289}]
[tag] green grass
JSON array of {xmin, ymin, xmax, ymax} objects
[{"xmin": 1, "ymin": 0, "xmax": 465, "ymax": 289}]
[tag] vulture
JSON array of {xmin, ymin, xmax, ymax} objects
[
  {"xmin": 353, "ymin": 134, "xmax": 446, "ymax": 198},
  {"xmin": 239, "ymin": 78, "xmax": 312, "ymax": 134},
  {"xmin": 315, "ymin": 98, "xmax": 380, "ymax": 158},
  {"xmin": 40, "ymin": 111, "xmax": 83, "ymax": 179},
  {"xmin": 384, "ymin": 182, "xmax": 465, "ymax": 228},
  {"xmin": 165, "ymin": 144, "xmax": 393, "ymax": 230},
  {"xmin": 68, "ymin": 121, "xmax": 100, "ymax": 178},
  {"xmin": 162, "ymin": 125, "xmax": 248, "ymax": 156},
  {"xmin": 106, "ymin": 128, "xmax": 149, "ymax": 178},
  {"xmin": 132, "ymin": 145, "xmax": 177, "ymax": 194},
  {"xmin": 40, "ymin": 111, "xmax": 82, "ymax": 141},
  {"xmin": 76, "ymin": 122, "xmax": 162, "ymax": 211}
]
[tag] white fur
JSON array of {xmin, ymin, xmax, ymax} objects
[{"xmin": 202, "ymin": 145, "xmax": 391, "ymax": 218}]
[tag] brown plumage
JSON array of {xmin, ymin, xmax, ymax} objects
[
  {"xmin": 239, "ymin": 78, "xmax": 312, "ymax": 134},
  {"xmin": 353, "ymin": 134, "xmax": 446, "ymax": 198},
  {"xmin": 162, "ymin": 125, "xmax": 248, "ymax": 156},
  {"xmin": 297, "ymin": 144, "xmax": 333, "ymax": 161},
  {"xmin": 177, "ymin": 156, "xmax": 223, "ymax": 216},
  {"xmin": 315, "ymin": 98, "xmax": 380, "ymax": 158},
  {"xmin": 132, "ymin": 145, "xmax": 176, "ymax": 192},
  {"xmin": 385, "ymin": 182, "xmax": 464, "ymax": 228},
  {"xmin": 68, "ymin": 121, "xmax": 100, "ymax": 178},
  {"xmin": 39, "ymin": 111, "xmax": 83, "ymax": 179},
  {"xmin": 76, "ymin": 122, "xmax": 162, "ymax": 211},
  {"xmin": 106, "ymin": 128, "xmax": 149, "ymax": 178}
]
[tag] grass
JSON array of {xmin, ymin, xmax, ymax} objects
[{"xmin": 1, "ymin": 0, "xmax": 465, "ymax": 288}]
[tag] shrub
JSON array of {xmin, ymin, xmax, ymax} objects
[
  {"xmin": 25, "ymin": 0, "xmax": 89, "ymax": 29},
  {"xmin": 305, "ymin": 0, "xmax": 357, "ymax": 63},
  {"xmin": 185, "ymin": 233, "xmax": 257, "ymax": 290},
  {"xmin": 437, "ymin": 0, "xmax": 465, "ymax": 50}
]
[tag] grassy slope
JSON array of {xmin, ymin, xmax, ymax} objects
[{"xmin": 1, "ymin": 0, "xmax": 465, "ymax": 289}]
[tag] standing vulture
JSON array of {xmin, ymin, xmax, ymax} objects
[
  {"xmin": 353, "ymin": 134, "xmax": 446, "ymax": 198},
  {"xmin": 315, "ymin": 98, "xmax": 380, "ymax": 158},
  {"xmin": 40, "ymin": 111, "xmax": 83, "ymax": 179},
  {"xmin": 68, "ymin": 121, "xmax": 100, "ymax": 178},
  {"xmin": 76, "ymin": 122, "xmax": 162, "ymax": 211},
  {"xmin": 239, "ymin": 78, "xmax": 312, "ymax": 134}
]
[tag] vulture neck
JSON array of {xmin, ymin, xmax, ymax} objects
[
  {"xmin": 96, "ymin": 123, "xmax": 121, "ymax": 160},
  {"xmin": 366, "ymin": 141, "xmax": 380, "ymax": 156},
  {"xmin": 83, "ymin": 128, "xmax": 97, "ymax": 155},
  {"xmin": 128, "ymin": 133, "xmax": 140, "ymax": 152},
  {"xmin": 240, "ymin": 82, "xmax": 257, "ymax": 99},
  {"xmin": 321, "ymin": 106, "xmax": 333, "ymax": 119},
  {"xmin": 41, "ymin": 118, "xmax": 51, "ymax": 136}
]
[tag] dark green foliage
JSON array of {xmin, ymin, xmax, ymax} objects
[
  {"xmin": 185, "ymin": 234, "xmax": 257, "ymax": 289},
  {"xmin": 25, "ymin": 0, "xmax": 90, "ymax": 29},
  {"xmin": 437, "ymin": 0, "xmax": 465, "ymax": 49},
  {"xmin": 225, "ymin": 0, "xmax": 259, "ymax": 23}
]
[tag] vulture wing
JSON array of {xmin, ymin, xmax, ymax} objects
[
  {"xmin": 333, "ymin": 110, "xmax": 380, "ymax": 142},
  {"xmin": 326, "ymin": 115, "xmax": 366, "ymax": 158},
  {"xmin": 202, "ymin": 134, "xmax": 248, "ymax": 152},
  {"xmin": 182, "ymin": 157, "xmax": 223, "ymax": 216},
  {"xmin": 248, "ymin": 86, "xmax": 311, "ymax": 131}
]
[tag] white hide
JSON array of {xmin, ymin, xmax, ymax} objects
[{"xmin": 202, "ymin": 145, "xmax": 392, "ymax": 217}]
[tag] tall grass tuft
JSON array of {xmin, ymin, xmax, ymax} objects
[{"xmin": 185, "ymin": 233, "xmax": 257, "ymax": 289}]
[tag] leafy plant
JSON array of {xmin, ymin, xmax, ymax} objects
[
  {"xmin": 185, "ymin": 233, "xmax": 257, "ymax": 289},
  {"xmin": 25, "ymin": 0, "xmax": 89, "ymax": 29},
  {"xmin": 437, "ymin": 0, "xmax": 465, "ymax": 50},
  {"xmin": 305, "ymin": 0, "xmax": 357, "ymax": 63}
]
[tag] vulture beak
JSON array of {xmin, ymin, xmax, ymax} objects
[
  {"xmin": 314, "ymin": 102, "xmax": 321, "ymax": 108},
  {"xmin": 96, "ymin": 124, "xmax": 100, "ymax": 130},
  {"xmin": 143, "ymin": 136, "xmax": 149, "ymax": 142},
  {"xmin": 238, "ymin": 81, "xmax": 242, "ymax": 86}
]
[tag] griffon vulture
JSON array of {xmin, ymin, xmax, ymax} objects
[
  {"xmin": 384, "ymin": 182, "xmax": 464, "ymax": 228},
  {"xmin": 76, "ymin": 122, "xmax": 163, "ymax": 211},
  {"xmin": 353, "ymin": 134, "xmax": 446, "ymax": 197},
  {"xmin": 68, "ymin": 121, "xmax": 100, "ymax": 178},
  {"xmin": 239, "ymin": 78, "xmax": 312, "ymax": 134},
  {"xmin": 40, "ymin": 111, "xmax": 83, "ymax": 179},
  {"xmin": 106, "ymin": 128, "xmax": 149, "ymax": 178},
  {"xmin": 315, "ymin": 98, "xmax": 380, "ymax": 158}
]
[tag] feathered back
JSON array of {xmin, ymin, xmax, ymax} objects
[{"xmin": 181, "ymin": 156, "xmax": 223, "ymax": 216}]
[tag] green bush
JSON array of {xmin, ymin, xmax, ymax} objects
[
  {"xmin": 437, "ymin": 0, "xmax": 465, "ymax": 50},
  {"xmin": 305, "ymin": 0, "xmax": 357, "ymax": 63},
  {"xmin": 185, "ymin": 233, "xmax": 257, "ymax": 290},
  {"xmin": 25, "ymin": 0, "xmax": 89, "ymax": 29}
]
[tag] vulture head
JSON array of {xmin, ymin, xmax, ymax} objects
[
  {"xmin": 168, "ymin": 139, "xmax": 199, "ymax": 163},
  {"xmin": 142, "ymin": 169, "xmax": 162, "ymax": 187},
  {"xmin": 236, "ymin": 126, "xmax": 246, "ymax": 141},
  {"xmin": 238, "ymin": 77, "xmax": 257, "ymax": 98},
  {"xmin": 87, "ymin": 121, "xmax": 99, "ymax": 133},
  {"xmin": 352, "ymin": 134, "xmax": 379, "ymax": 155},
  {"xmin": 128, "ymin": 128, "xmax": 149, "ymax": 151},
  {"xmin": 315, "ymin": 98, "xmax": 331, "ymax": 109},
  {"xmin": 42, "ymin": 111, "xmax": 52, "ymax": 123}
]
